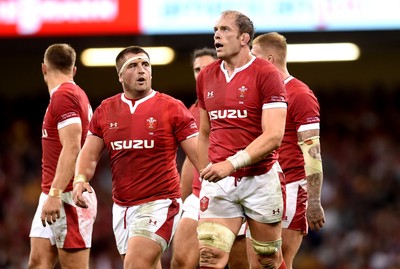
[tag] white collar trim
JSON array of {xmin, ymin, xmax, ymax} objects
[{"xmin": 121, "ymin": 90, "xmax": 156, "ymax": 114}]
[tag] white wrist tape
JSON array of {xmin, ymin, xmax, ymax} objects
[
  {"xmin": 49, "ymin": 187, "xmax": 62, "ymax": 198},
  {"xmin": 227, "ymin": 150, "xmax": 251, "ymax": 170},
  {"xmin": 73, "ymin": 174, "xmax": 87, "ymax": 186}
]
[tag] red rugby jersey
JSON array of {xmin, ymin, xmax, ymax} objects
[
  {"xmin": 90, "ymin": 90, "xmax": 198, "ymax": 206},
  {"xmin": 278, "ymin": 76, "xmax": 320, "ymax": 184},
  {"xmin": 41, "ymin": 81, "xmax": 92, "ymax": 193},
  {"xmin": 197, "ymin": 57, "xmax": 287, "ymax": 178}
]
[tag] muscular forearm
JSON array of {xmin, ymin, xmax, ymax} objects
[
  {"xmin": 197, "ymin": 135, "xmax": 210, "ymax": 170},
  {"xmin": 180, "ymin": 157, "xmax": 194, "ymax": 201},
  {"xmin": 75, "ymin": 152, "xmax": 99, "ymax": 182},
  {"xmin": 74, "ymin": 136, "xmax": 104, "ymax": 182},
  {"xmin": 242, "ymin": 107, "xmax": 285, "ymax": 165},
  {"xmin": 51, "ymin": 145, "xmax": 80, "ymax": 191},
  {"xmin": 244, "ymin": 132, "xmax": 282, "ymax": 164},
  {"xmin": 307, "ymin": 172, "xmax": 323, "ymax": 203}
]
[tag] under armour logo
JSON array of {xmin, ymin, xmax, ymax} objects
[
  {"xmin": 272, "ymin": 209, "xmax": 280, "ymax": 214},
  {"xmin": 149, "ymin": 219, "xmax": 157, "ymax": 225},
  {"xmin": 110, "ymin": 122, "xmax": 118, "ymax": 128},
  {"xmin": 207, "ymin": 91, "xmax": 214, "ymax": 98}
]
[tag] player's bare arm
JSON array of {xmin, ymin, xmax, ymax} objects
[
  {"xmin": 197, "ymin": 108, "xmax": 211, "ymax": 170},
  {"xmin": 180, "ymin": 136, "xmax": 200, "ymax": 171},
  {"xmin": 180, "ymin": 156, "xmax": 195, "ymax": 201},
  {"xmin": 73, "ymin": 135, "xmax": 105, "ymax": 208},
  {"xmin": 41, "ymin": 123, "xmax": 82, "ymax": 227},
  {"xmin": 201, "ymin": 107, "xmax": 286, "ymax": 183},
  {"xmin": 298, "ymin": 129, "xmax": 325, "ymax": 231},
  {"xmin": 180, "ymin": 135, "xmax": 199, "ymax": 200},
  {"xmin": 246, "ymin": 107, "xmax": 286, "ymax": 162}
]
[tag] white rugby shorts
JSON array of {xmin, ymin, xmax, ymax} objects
[
  {"xmin": 113, "ymin": 198, "xmax": 182, "ymax": 254},
  {"xmin": 181, "ymin": 193, "xmax": 200, "ymax": 221},
  {"xmin": 282, "ymin": 178, "xmax": 308, "ymax": 234},
  {"xmin": 199, "ymin": 162, "xmax": 284, "ymax": 224},
  {"xmin": 29, "ymin": 191, "xmax": 97, "ymax": 249}
]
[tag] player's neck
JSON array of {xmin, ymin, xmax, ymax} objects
[
  {"xmin": 124, "ymin": 88, "xmax": 153, "ymax": 100},
  {"xmin": 281, "ymin": 69, "xmax": 290, "ymax": 80},
  {"xmin": 223, "ymin": 51, "xmax": 253, "ymax": 76},
  {"xmin": 46, "ymin": 72, "xmax": 74, "ymax": 93}
]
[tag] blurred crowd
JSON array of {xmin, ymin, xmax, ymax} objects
[{"xmin": 0, "ymin": 82, "xmax": 399, "ymax": 269}]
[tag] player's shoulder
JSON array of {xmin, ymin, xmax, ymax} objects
[
  {"xmin": 250, "ymin": 58, "xmax": 282, "ymax": 81},
  {"xmin": 252, "ymin": 57, "xmax": 277, "ymax": 72},
  {"xmin": 98, "ymin": 93, "xmax": 122, "ymax": 107},
  {"xmin": 287, "ymin": 77, "xmax": 315, "ymax": 95},
  {"xmin": 52, "ymin": 82, "xmax": 88, "ymax": 102},
  {"xmin": 208, "ymin": 59, "xmax": 222, "ymax": 69},
  {"xmin": 200, "ymin": 59, "xmax": 222, "ymax": 75},
  {"xmin": 155, "ymin": 92, "xmax": 188, "ymax": 113},
  {"xmin": 53, "ymin": 82, "xmax": 76, "ymax": 95},
  {"xmin": 155, "ymin": 91, "xmax": 181, "ymax": 104}
]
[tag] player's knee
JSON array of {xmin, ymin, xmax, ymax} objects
[
  {"xmin": 28, "ymin": 256, "xmax": 53, "ymax": 269},
  {"xmin": 251, "ymin": 238, "xmax": 283, "ymax": 269},
  {"xmin": 197, "ymin": 222, "xmax": 236, "ymax": 268},
  {"xmin": 170, "ymin": 253, "xmax": 189, "ymax": 268},
  {"xmin": 199, "ymin": 245, "xmax": 229, "ymax": 268},
  {"xmin": 27, "ymin": 257, "xmax": 39, "ymax": 269},
  {"xmin": 197, "ymin": 222, "xmax": 236, "ymax": 252}
]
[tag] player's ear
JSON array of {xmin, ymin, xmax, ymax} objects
[
  {"xmin": 241, "ymin": 33, "xmax": 250, "ymax": 45},
  {"xmin": 42, "ymin": 63, "xmax": 47, "ymax": 75},
  {"xmin": 119, "ymin": 75, "xmax": 123, "ymax": 83}
]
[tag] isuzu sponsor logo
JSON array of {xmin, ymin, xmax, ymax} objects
[
  {"xmin": 110, "ymin": 140, "xmax": 154, "ymax": 150},
  {"xmin": 208, "ymin": 109, "xmax": 248, "ymax": 120}
]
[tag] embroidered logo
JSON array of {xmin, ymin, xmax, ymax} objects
[
  {"xmin": 237, "ymin": 86, "xmax": 248, "ymax": 102},
  {"xmin": 272, "ymin": 209, "xmax": 281, "ymax": 215},
  {"xmin": 200, "ymin": 196, "xmax": 209, "ymax": 212},
  {"xmin": 146, "ymin": 117, "xmax": 157, "ymax": 131},
  {"xmin": 271, "ymin": 95, "xmax": 286, "ymax": 102},
  {"xmin": 207, "ymin": 91, "xmax": 214, "ymax": 99},
  {"xmin": 149, "ymin": 219, "xmax": 158, "ymax": 225},
  {"xmin": 109, "ymin": 122, "xmax": 118, "ymax": 129}
]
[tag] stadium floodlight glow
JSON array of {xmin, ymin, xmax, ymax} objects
[
  {"xmin": 80, "ymin": 46, "xmax": 175, "ymax": 66},
  {"xmin": 287, "ymin": 43, "xmax": 360, "ymax": 62}
]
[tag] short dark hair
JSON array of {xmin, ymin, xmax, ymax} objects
[
  {"xmin": 221, "ymin": 10, "xmax": 255, "ymax": 45},
  {"xmin": 44, "ymin": 43, "xmax": 76, "ymax": 74},
  {"xmin": 116, "ymin": 46, "xmax": 150, "ymax": 73},
  {"xmin": 191, "ymin": 47, "xmax": 217, "ymax": 65}
]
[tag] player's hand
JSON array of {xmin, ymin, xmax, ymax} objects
[
  {"xmin": 200, "ymin": 161, "xmax": 235, "ymax": 182},
  {"xmin": 73, "ymin": 182, "xmax": 93, "ymax": 208},
  {"xmin": 41, "ymin": 196, "xmax": 62, "ymax": 227},
  {"xmin": 307, "ymin": 199, "xmax": 325, "ymax": 231}
]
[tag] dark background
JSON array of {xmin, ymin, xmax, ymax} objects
[
  {"xmin": 1, "ymin": 30, "xmax": 400, "ymax": 103},
  {"xmin": 0, "ymin": 29, "xmax": 399, "ymax": 268}
]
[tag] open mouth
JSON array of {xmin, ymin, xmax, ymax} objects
[
  {"xmin": 137, "ymin": 77, "xmax": 145, "ymax": 82},
  {"xmin": 215, "ymin": 43, "xmax": 223, "ymax": 49}
]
